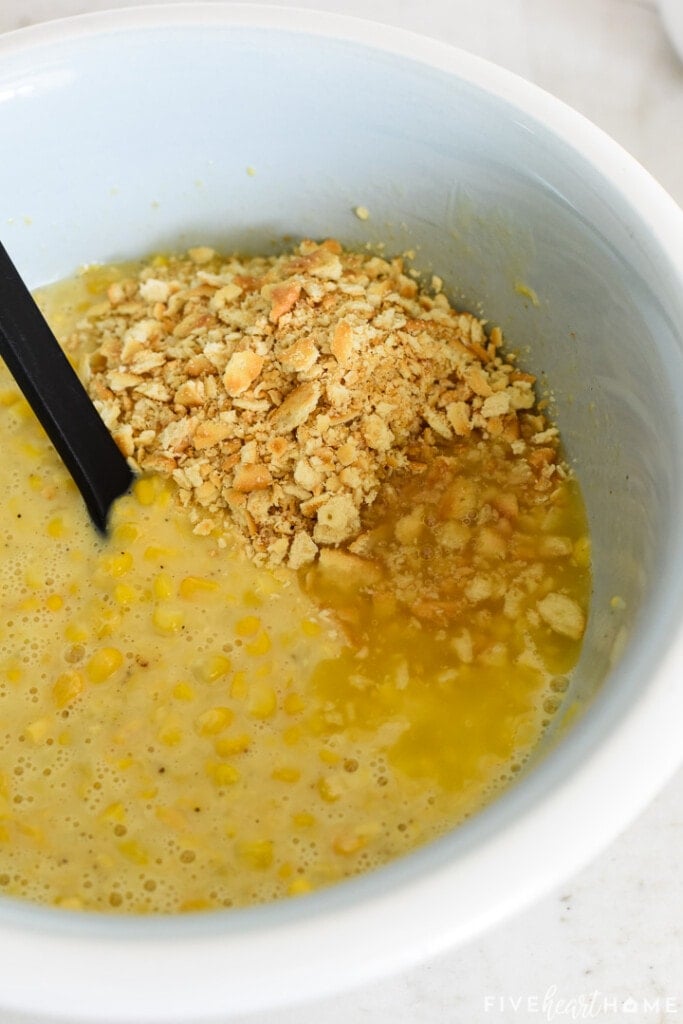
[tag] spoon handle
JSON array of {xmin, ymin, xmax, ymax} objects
[{"xmin": 0, "ymin": 241, "xmax": 133, "ymax": 532}]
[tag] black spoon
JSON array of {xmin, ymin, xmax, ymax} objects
[{"xmin": 0, "ymin": 241, "xmax": 134, "ymax": 532}]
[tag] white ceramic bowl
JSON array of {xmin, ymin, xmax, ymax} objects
[
  {"xmin": 659, "ymin": 0, "xmax": 683, "ymax": 61},
  {"xmin": 1, "ymin": 5, "xmax": 683, "ymax": 1021}
]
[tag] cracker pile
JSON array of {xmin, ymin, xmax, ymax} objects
[{"xmin": 69, "ymin": 240, "xmax": 545, "ymax": 568}]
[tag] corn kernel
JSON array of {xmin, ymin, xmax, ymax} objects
[
  {"xmin": 52, "ymin": 671, "xmax": 84, "ymax": 708},
  {"xmin": 25, "ymin": 718, "xmax": 51, "ymax": 744},
  {"xmin": 246, "ymin": 631, "xmax": 271, "ymax": 657},
  {"xmin": 118, "ymin": 840, "xmax": 149, "ymax": 865},
  {"xmin": 20, "ymin": 441, "xmax": 42, "ymax": 459},
  {"xmin": 206, "ymin": 762, "xmax": 241, "ymax": 786},
  {"xmin": 235, "ymin": 615, "xmax": 261, "ymax": 637},
  {"xmin": 144, "ymin": 545, "xmax": 177, "ymax": 562},
  {"xmin": 173, "ymin": 682, "xmax": 196, "ymax": 702},
  {"xmin": 282, "ymin": 725, "xmax": 302, "ymax": 746},
  {"xmin": 319, "ymin": 748, "xmax": 340, "ymax": 766},
  {"xmin": 214, "ymin": 734, "xmax": 250, "ymax": 756},
  {"xmin": 134, "ymin": 477, "xmax": 158, "ymax": 506},
  {"xmin": 179, "ymin": 898, "xmax": 211, "ymax": 912},
  {"xmin": 46, "ymin": 594, "xmax": 64, "ymax": 612},
  {"xmin": 113, "ymin": 583, "xmax": 136, "ymax": 606},
  {"xmin": 15, "ymin": 397, "xmax": 33, "ymax": 419},
  {"xmin": 100, "ymin": 802, "xmax": 126, "ymax": 824},
  {"xmin": 152, "ymin": 604, "xmax": 183, "ymax": 635},
  {"xmin": 301, "ymin": 618, "xmax": 321, "ymax": 637},
  {"xmin": 0, "ymin": 389, "xmax": 19, "ymax": 407},
  {"xmin": 248, "ymin": 684, "xmax": 277, "ymax": 719},
  {"xmin": 93, "ymin": 852, "xmax": 116, "ymax": 872},
  {"xmin": 179, "ymin": 576, "xmax": 219, "ymax": 599},
  {"xmin": 84, "ymin": 265, "xmax": 120, "ymax": 293},
  {"xmin": 112, "ymin": 522, "xmax": 139, "ymax": 545},
  {"xmin": 253, "ymin": 573, "xmax": 281, "ymax": 598},
  {"xmin": 236, "ymin": 839, "xmax": 273, "ymax": 870},
  {"xmin": 195, "ymin": 654, "xmax": 231, "ymax": 684},
  {"xmin": 574, "ymin": 536, "xmax": 591, "ymax": 568},
  {"xmin": 195, "ymin": 707, "xmax": 234, "ymax": 736},
  {"xmin": 65, "ymin": 623, "xmax": 88, "ymax": 644},
  {"xmin": 283, "ymin": 692, "xmax": 306, "ymax": 715},
  {"xmin": 6, "ymin": 667, "xmax": 23, "ymax": 685},
  {"xmin": 101, "ymin": 552, "xmax": 133, "ymax": 578},
  {"xmin": 46, "ymin": 516, "xmax": 65, "ymax": 539},
  {"xmin": 153, "ymin": 573, "xmax": 173, "ymax": 600},
  {"xmin": 292, "ymin": 811, "xmax": 316, "ymax": 828},
  {"xmin": 158, "ymin": 724, "xmax": 183, "ymax": 747},
  {"xmin": 86, "ymin": 646, "xmax": 124, "ymax": 683},
  {"xmin": 288, "ymin": 878, "xmax": 312, "ymax": 896},
  {"xmin": 332, "ymin": 832, "xmax": 367, "ymax": 856},
  {"xmin": 271, "ymin": 767, "xmax": 301, "ymax": 783},
  {"xmin": 56, "ymin": 897, "xmax": 84, "ymax": 910},
  {"xmin": 94, "ymin": 607, "xmax": 121, "ymax": 639},
  {"xmin": 317, "ymin": 776, "xmax": 343, "ymax": 802}
]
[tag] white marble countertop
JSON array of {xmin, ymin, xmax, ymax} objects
[{"xmin": 0, "ymin": 1, "xmax": 682, "ymax": 1022}]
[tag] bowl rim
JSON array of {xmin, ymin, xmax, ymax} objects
[{"xmin": 1, "ymin": 4, "xmax": 683, "ymax": 1020}]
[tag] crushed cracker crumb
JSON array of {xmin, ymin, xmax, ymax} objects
[{"xmin": 69, "ymin": 240, "xmax": 562, "ymax": 567}]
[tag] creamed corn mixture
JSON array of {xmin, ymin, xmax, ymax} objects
[{"xmin": 0, "ymin": 245, "xmax": 591, "ymax": 913}]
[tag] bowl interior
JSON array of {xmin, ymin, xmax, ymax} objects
[
  {"xmin": 2, "ymin": 19, "xmax": 681, "ymax": 694},
  {"xmin": 1, "ymin": 8, "xmax": 683, "ymax": 1020}
]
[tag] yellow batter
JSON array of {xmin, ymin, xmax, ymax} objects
[{"xmin": 0, "ymin": 268, "xmax": 590, "ymax": 913}]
